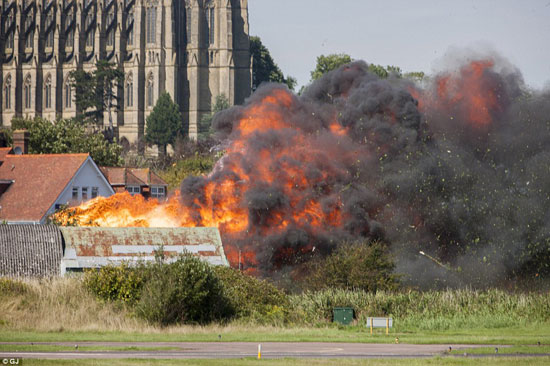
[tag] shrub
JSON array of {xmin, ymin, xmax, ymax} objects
[
  {"xmin": 303, "ymin": 240, "xmax": 399, "ymax": 292},
  {"xmin": 0, "ymin": 278, "xmax": 30, "ymax": 297},
  {"xmin": 213, "ymin": 266, "xmax": 288, "ymax": 323},
  {"xmin": 135, "ymin": 254, "xmax": 232, "ymax": 325},
  {"xmin": 83, "ymin": 262, "xmax": 147, "ymax": 305}
]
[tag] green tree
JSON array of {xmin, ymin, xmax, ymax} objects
[
  {"xmin": 199, "ymin": 94, "xmax": 230, "ymax": 137},
  {"xmin": 304, "ymin": 241, "xmax": 399, "ymax": 292},
  {"xmin": 145, "ymin": 92, "xmax": 183, "ymax": 156},
  {"xmin": 310, "ymin": 53, "xmax": 353, "ymax": 81},
  {"xmin": 10, "ymin": 117, "xmax": 123, "ymax": 166},
  {"xmin": 69, "ymin": 60, "xmax": 124, "ymax": 129},
  {"xmin": 250, "ymin": 36, "xmax": 296, "ymax": 91}
]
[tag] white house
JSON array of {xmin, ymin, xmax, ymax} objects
[{"xmin": 0, "ymin": 131, "xmax": 114, "ymax": 224}]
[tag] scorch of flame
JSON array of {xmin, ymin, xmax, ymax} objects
[
  {"xmin": 412, "ymin": 60, "xmax": 501, "ymax": 127},
  {"xmin": 54, "ymin": 89, "xmax": 347, "ymax": 268},
  {"xmin": 55, "ymin": 60, "xmax": 501, "ymax": 269}
]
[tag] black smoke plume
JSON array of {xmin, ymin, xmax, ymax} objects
[{"xmin": 182, "ymin": 54, "xmax": 550, "ymax": 288}]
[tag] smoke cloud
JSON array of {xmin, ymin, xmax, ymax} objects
[{"xmin": 196, "ymin": 53, "xmax": 550, "ymax": 287}]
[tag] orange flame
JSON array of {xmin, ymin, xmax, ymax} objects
[
  {"xmin": 54, "ymin": 88, "xmax": 349, "ymax": 269},
  {"xmin": 415, "ymin": 59, "xmax": 501, "ymax": 127}
]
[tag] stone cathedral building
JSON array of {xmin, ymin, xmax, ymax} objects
[{"xmin": 0, "ymin": 0, "xmax": 251, "ymax": 143}]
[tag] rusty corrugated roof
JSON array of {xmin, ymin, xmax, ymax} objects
[{"xmin": 58, "ymin": 227, "xmax": 228, "ymax": 270}]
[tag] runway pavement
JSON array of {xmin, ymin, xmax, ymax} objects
[{"xmin": 0, "ymin": 341, "xmax": 504, "ymax": 359}]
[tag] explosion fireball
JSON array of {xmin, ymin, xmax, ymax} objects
[{"xmin": 55, "ymin": 54, "xmax": 550, "ymax": 286}]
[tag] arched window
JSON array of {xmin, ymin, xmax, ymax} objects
[
  {"xmin": 4, "ymin": 75, "xmax": 12, "ymax": 110},
  {"xmin": 5, "ymin": 10, "xmax": 15, "ymax": 50},
  {"xmin": 64, "ymin": 78, "xmax": 72, "ymax": 108},
  {"xmin": 208, "ymin": 7, "xmax": 215, "ymax": 45},
  {"xmin": 45, "ymin": 11, "xmax": 55, "ymax": 49},
  {"xmin": 24, "ymin": 75, "xmax": 32, "ymax": 109},
  {"xmin": 186, "ymin": 6, "xmax": 192, "ymax": 44},
  {"xmin": 146, "ymin": 74, "xmax": 154, "ymax": 107},
  {"xmin": 126, "ymin": 10, "xmax": 134, "ymax": 46},
  {"xmin": 106, "ymin": 9, "xmax": 115, "ymax": 48},
  {"xmin": 25, "ymin": 9, "xmax": 34, "ymax": 50},
  {"xmin": 125, "ymin": 73, "xmax": 133, "ymax": 107},
  {"xmin": 44, "ymin": 74, "xmax": 52, "ymax": 109},
  {"xmin": 146, "ymin": 7, "xmax": 157, "ymax": 44}
]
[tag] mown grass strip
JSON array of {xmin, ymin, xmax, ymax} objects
[{"xmin": 14, "ymin": 356, "xmax": 550, "ymax": 366}]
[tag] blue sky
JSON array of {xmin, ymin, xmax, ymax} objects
[{"xmin": 248, "ymin": 0, "xmax": 550, "ymax": 90}]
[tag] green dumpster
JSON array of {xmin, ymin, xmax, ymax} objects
[{"xmin": 333, "ymin": 307, "xmax": 354, "ymax": 325}]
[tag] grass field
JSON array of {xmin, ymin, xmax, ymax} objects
[{"xmin": 8, "ymin": 357, "xmax": 550, "ymax": 366}]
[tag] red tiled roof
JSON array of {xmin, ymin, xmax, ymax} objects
[
  {"xmin": 0, "ymin": 153, "xmax": 89, "ymax": 222},
  {"xmin": 101, "ymin": 167, "xmax": 167, "ymax": 187}
]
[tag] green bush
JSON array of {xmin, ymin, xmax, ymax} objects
[
  {"xmin": 0, "ymin": 278, "xmax": 30, "ymax": 297},
  {"xmin": 160, "ymin": 154, "xmax": 215, "ymax": 189},
  {"xmin": 213, "ymin": 266, "xmax": 288, "ymax": 323},
  {"xmin": 135, "ymin": 255, "xmax": 232, "ymax": 325},
  {"xmin": 303, "ymin": 240, "xmax": 399, "ymax": 292},
  {"xmin": 83, "ymin": 263, "xmax": 147, "ymax": 305}
]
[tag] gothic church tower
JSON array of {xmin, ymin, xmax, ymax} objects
[{"xmin": 0, "ymin": 0, "xmax": 251, "ymax": 143}]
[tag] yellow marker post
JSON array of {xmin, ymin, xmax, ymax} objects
[
  {"xmin": 370, "ymin": 317, "xmax": 373, "ymax": 335},
  {"xmin": 386, "ymin": 318, "xmax": 389, "ymax": 335},
  {"xmin": 258, "ymin": 344, "xmax": 261, "ymax": 360}
]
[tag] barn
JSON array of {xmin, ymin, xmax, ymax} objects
[{"xmin": 0, "ymin": 225, "xmax": 228, "ymax": 277}]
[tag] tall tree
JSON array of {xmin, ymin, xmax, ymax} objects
[
  {"xmin": 310, "ymin": 53, "xmax": 353, "ymax": 81},
  {"xmin": 250, "ymin": 36, "xmax": 296, "ymax": 91},
  {"xmin": 199, "ymin": 94, "xmax": 230, "ymax": 137},
  {"xmin": 145, "ymin": 92, "xmax": 184, "ymax": 156},
  {"xmin": 69, "ymin": 60, "xmax": 124, "ymax": 131}
]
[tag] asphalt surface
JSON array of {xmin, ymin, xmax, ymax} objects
[{"xmin": 0, "ymin": 341, "xmax": 512, "ymax": 359}]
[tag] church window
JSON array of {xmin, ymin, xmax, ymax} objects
[
  {"xmin": 208, "ymin": 7, "xmax": 215, "ymax": 45},
  {"xmin": 147, "ymin": 74, "xmax": 154, "ymax": 107},
  {"xmin": 85, "ymin": 12, "xmax": 95, "ymax": 48},
  {"xmin": 25, "ymin": 11, "xmax": 34, "ymax": 50},
  {"xmin": 5, "ymin": 10, "xmax": 14, "ymax": 49},
  {"xmin": 146, "ymin": 7, "xmax": 157, "ymax": 44},
  {"xmin": 126, "ymin": 74, "xmax": 133, "ymax": 107},
  {"xmin": 126, "ymin": 11, "xmax": 134, "ymax": 46},
  {"xmin": 4, "ymin": 75, "xmax": 11, "ymax": 110},
  {"xmin": 65, "ymin": 79, "xmax": 72, "ymax": 108},
  {"xmin": 186, "ymin": 7, "xmax": 192, "ymax": 44},
  {"xmin": 106, "ymin": 11, "xmax": 115, "ymax": 47},
  {"xmin": 24, "ymin": 75, "xmax": 32, "ymax": 109},
  {"xmin": 45, "ymin": 12, "xmax": 55, "ymax": 48},
  {"xmin": 44, "ymin": 75, "xmax": 52, "ymax": 109}
]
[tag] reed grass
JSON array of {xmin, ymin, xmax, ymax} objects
[{"xmin": 1, "ymin": 277, "xmax": 549, "ymax": 335}]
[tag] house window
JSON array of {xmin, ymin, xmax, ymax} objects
[
  {"xmin": 126, "ymin": 186, "xmax": 140, "ymax": 195},
  {"xmin": 4, "ymin": 75, "xmax": 11, "ymax": 110},
  {"xmin": 72, "ymin": 187, "xmax": 79, "ymax": 200},
  {"xmin": 65, "ymin": 80, "xmax": 72, "ymax": 108},
  {"xmin": 146, "ymin": 74, "xmax": 154, "ymax": 107},
  {"xmin": 151, "ymin": 186, "xmax": 165, "ymax": 199},
  {"xmin": 91, "ymin": 187, "xmax": 99, "ymax": 199},
  {"xmin": 146, "ymin": 7, "xmax": 156, "ymax": 44},
  {"xmin": 44, "ymin": 75, "xmax": 52, "ymax": 109},
  {"xmin": 24, "ymin": 75, "xmax": 32, "ymax": 109},
  {"xmin": 81, "ymin": 187, "xmax": 88, "ymax": 201}
]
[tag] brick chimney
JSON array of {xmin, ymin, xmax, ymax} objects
[{"xmin": 13, "ymin": 130, "xmax": 29, "ymax": 155}]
